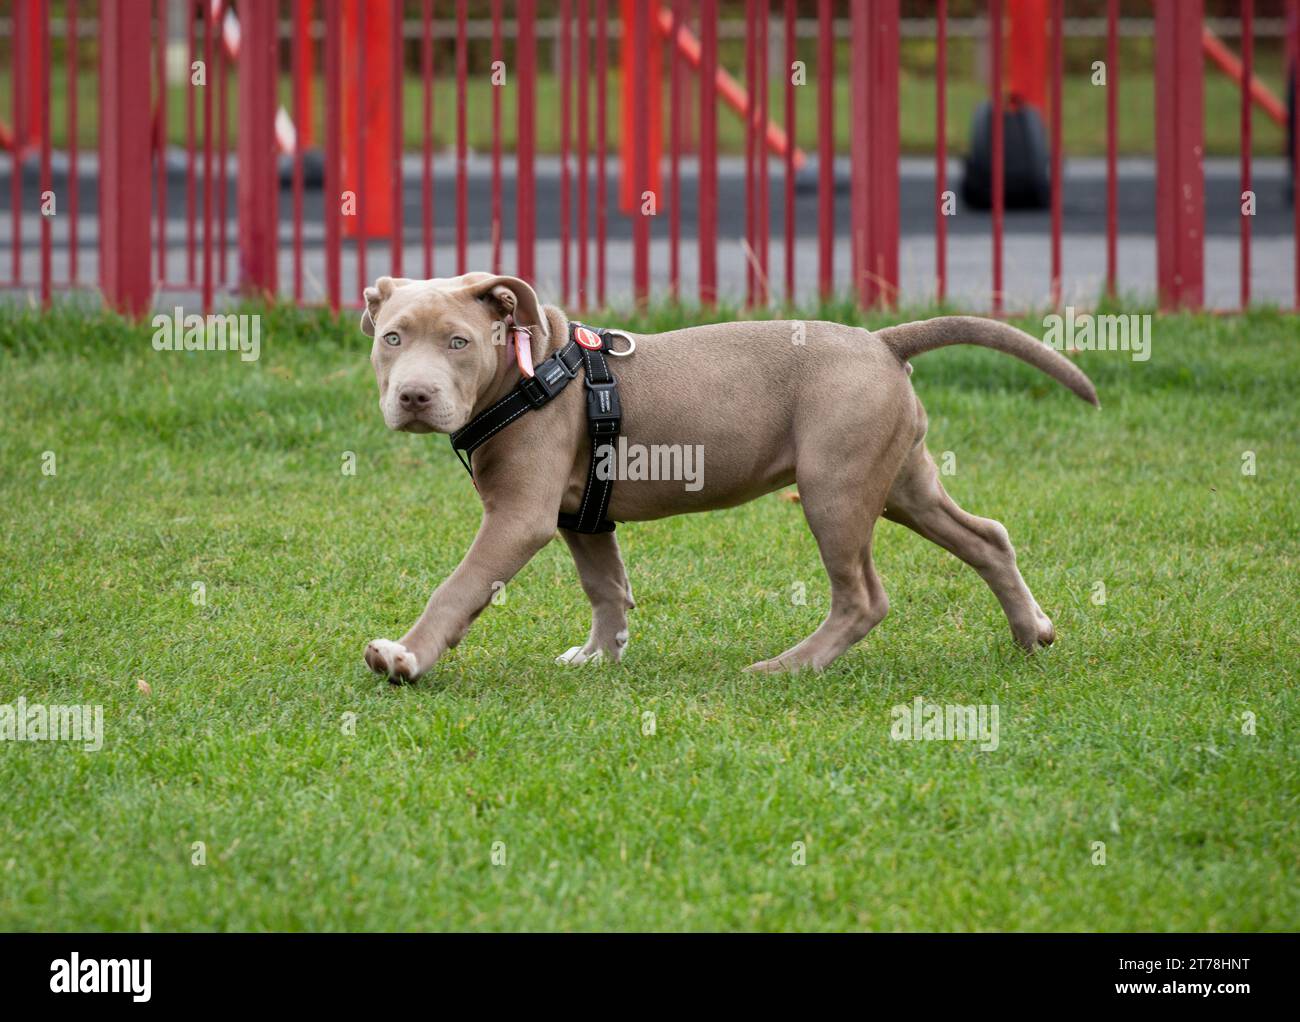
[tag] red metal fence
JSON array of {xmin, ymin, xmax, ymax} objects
[{"xmin": 3, "ymin": 1, "xmax": 1299, "ymax": 316}]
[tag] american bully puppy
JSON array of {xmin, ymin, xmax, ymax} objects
[{"xmin": 360, "ymin": 273, "xmax": 1097, "ymax": 681}]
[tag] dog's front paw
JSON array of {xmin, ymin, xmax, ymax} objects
[
  {"xmin": 364, "ymin": 639, "xmax": 420, "ymax": 682},
  {"xmin": 555, "ymin": 645, "xmax": 605, "ymax": 666},
  {"xmin": 1012, "ymin": 609, "xmax": 1056, "ymax": 651},
  {"xmin": 555, "ymin": 629, "xmax": 629, "ymax": 666}
]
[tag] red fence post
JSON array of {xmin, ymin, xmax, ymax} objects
[
  {"xmin": 1291, "ymin": 0, "xmax": 1299, "ymax": 310},
  {"xmin": 756, "ymin": 5, "xmax": 769, "ymax": 305},
  {"xmin": 238, "ymin": 0, "xmax": 280, "ymax": 298},
  {"xmin": 11, "ymin": 0, "xmax": 26, "ymax": 285},
  {"xmin": 492, "ymin": 0, "xmax": 504, "ymax": 274},
  {"xmin": 560, "ymin": 0, "xmax": 572, "ymax": 303},
  {"xmin": 621, "ymin": 0, "xmax": 662, "ymax": 216},
  {"xmin": 698, "ymin": 0, "xmax": 717, "ymax": 306},
  {"xmin": 577, "ymin": 0, "xmax": 589, "ymax": 305},
  {"xmin": 1154, "ymin": 0, "xmax": 1205, "ymax": 310},
  {"xmin": 670, "ymin": 0, "xmax": 683, "ymax": 301},
  {"xmin": 560, "ymin": 0, "xmax": 572, "ymax": 304},
  {"xmin": 631, "ymin": 0, "xmax": 652, "ymax": 307},
  {"xmin": 37, "ymin": 0, "xmax": 51, "ymax": 307},
  {"xmin": 455, "ymin": 0, "xmax": 468, "ymax": 274},
  {"xmin": 390, "ymin": 0, "xmax": 403, "ymax": 278},
  {"xmin": 784, "ymin": 0, "xmax": 795, "ymax": 305},
  {"xmin": 517, "ymin": 1, "xmax": 537, "ymax": 283},
  {"xmin": 1008, "ymin": 0, "xmax": 1048, "ymax": 112},
  {"xmin": 991, "ymin": 0, "xmax": 1004, "ymax": 314},
  {"xmin": 864, "ymin": 0, "xmax": 899, "ymax": 308},
  {"xmin": 1106, "ymin": 0, "xmax": 1118, "ymax": 299},
  {"xmin": 342, "ymin": 0, "xmax": 395, "ymax": 244},
  {"xmin": 292, "ymin": 0, "xmax": 306, "ymax": 301},
  {"xmin": 817, "ymin": 0, "xmax": 833, "ymax": 301},
  {"xmin": 185, "ymin": 4, "xmax": 196, "ymax": 286},
  {"xmin": 98, "ymin": 0, "xmax": 153, "ymax": 315},
  {"xmin": 67, "ymin": 0, "xmax": 79, "ymax": 286},
  {"xmin": 849, "ymin": 4, "xmax": 867, "ymax": 302},
  {"xmin": 295, "ymin": 0, "xmax": 316, "ymax": 150},
  {"xmin": 1240, "ymin": 0, "xmax": 1253, "ymax": 310},
  {"xmin": 1049, "ymin": 0, "xmax": 1063, "ymax": 308},
  {"xmin": 155, "ymin": 0, "xmax": 167, "ymax": 283},
  {"xmin": 422, "ymin": 0, "xmax": 435, "ymax": 279},
  {"xmin": 744, "ymin": 0, "xmax": 756, "ymax": 305},
  {"xmin": 935, "ymin": 0, "xmax": 947, "ymax": 304},
  {"xmin": 596, "ymin": 3, "xmax": 609, "ymax": 304},
  {"xmin": 202, "ymin": 5, "xmax": 213, "ymax": 311},
  {"xmin": 325, "ymin": 0, "xmax": 342, "ymax": 311}
]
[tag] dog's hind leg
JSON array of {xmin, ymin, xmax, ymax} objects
[
  {"xmin": 746, "ymin": 471, "xmax": 893, "ymax": 674},
  {"xmin": 555, "ymin": 529, "xmax": 636, "ymax": 665},
  {"xmin": 884, "ymin": 444, "xmax": 1055, "ymax": 650}
]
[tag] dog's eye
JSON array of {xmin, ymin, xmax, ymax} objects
[
  {"xmin": 383, "ymin": 332, "xmax": 401, "ymax": 347},
  {"xmin": 449, "ymin": 336, "xmax": 469, "ymax": 350}
]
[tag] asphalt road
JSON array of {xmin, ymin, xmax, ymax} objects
[
  {"xmin": 3, "ymin": 151, "xmax": 1295, "ymax": 246},
  {"xmin": 2, "ymin": 152, "xmax": 1295, "ymax": 308}
]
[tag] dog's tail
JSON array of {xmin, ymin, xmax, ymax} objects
[{"xmin": 875, "ymin": 315, "xmax": 1099, "ymax": 407}]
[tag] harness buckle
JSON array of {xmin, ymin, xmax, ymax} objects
[
  {"xmin": 584, "ymin": 378, "xmax": 621, "ymax": 434},
  {"xmin": 521, "ymin": 351, "xmax": 578, "ymax": 408}
]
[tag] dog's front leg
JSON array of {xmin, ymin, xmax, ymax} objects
[
  {"xmin": 364, "ymin": 511, "xmax": 557, "ymax": 682},
  {"xmin": 555, "ymin": 529, "xmax": 636, "ymax": 665}
]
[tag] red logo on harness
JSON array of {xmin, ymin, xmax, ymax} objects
[{"xmin": 574, "ymin": 327, "xmax": 603, "ymax": 351}]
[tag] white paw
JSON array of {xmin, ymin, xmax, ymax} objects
[
  {"xmin": 555, "ymin": 645, "xmax": 604, "ymax": 666},
  {"xmin": 364, "ymin": 639, "xmax": 420, "ymax": 681}
]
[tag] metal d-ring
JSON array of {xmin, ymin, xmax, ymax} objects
[{"xmin": 604, "ymin": 329, "xmax": 636, "ymax": 357}]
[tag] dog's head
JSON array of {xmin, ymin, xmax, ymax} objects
[{"xmin": 362, "ymin": 273, "xmax": 549, "ymax": 434}]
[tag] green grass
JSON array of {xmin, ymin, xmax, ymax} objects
[
  {"xmin": 9, "ymin": 38, "xmax": 1292, "ymax": 158},
  {"xmin": 0, "ymin": 301, "xmax": 1296, "ymax": 931}
]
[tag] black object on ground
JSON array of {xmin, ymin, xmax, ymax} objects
[{"xmin": 961, "ymin": 100, "xmax": 1051, "ymax": 211}]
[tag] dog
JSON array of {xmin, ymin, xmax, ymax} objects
[{"xmin": 360, "ymin": 273, "xmax": 1098, "ymax": 681}]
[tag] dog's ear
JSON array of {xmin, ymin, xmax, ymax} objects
[
  {"xmin": 469, "ymin": 275, "xmax": 549, "ymax": 341},
  {"xmin": 360, "ymin": 276, "xmax": 413, "ymax": 337}
]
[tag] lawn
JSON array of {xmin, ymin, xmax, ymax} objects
[{"xmin": 0, "ymin": 301, "xmax": 1296, "ymax": 931}]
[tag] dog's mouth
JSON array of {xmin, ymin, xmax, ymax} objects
[
  {"xmin": 389, "ymin": 408, "xmax": 466, "ymax": 434},
  {"xmin": 384, "ymin": 398, "xmax": 465, "ymax": 435}
]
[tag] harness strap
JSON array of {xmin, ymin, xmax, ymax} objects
[
  {"xmin": 562, "ymin": 340, "xmax": 621, "ymax": 533},
  {"xmin": 448, "ymin": 339, "xmax": 583, "ymax": 471},
  {"xmin": 449, "ymin": 322, "xmax": 622, "ymax": 534}
]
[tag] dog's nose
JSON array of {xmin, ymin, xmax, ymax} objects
[{"xmin": 397, "ymin": 384, "xmax": 434, "ymax": 410}]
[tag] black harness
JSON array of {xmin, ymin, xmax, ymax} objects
[{"xmin": 449, "ymin": 321, "xmax": 625, "ymax": 534}]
